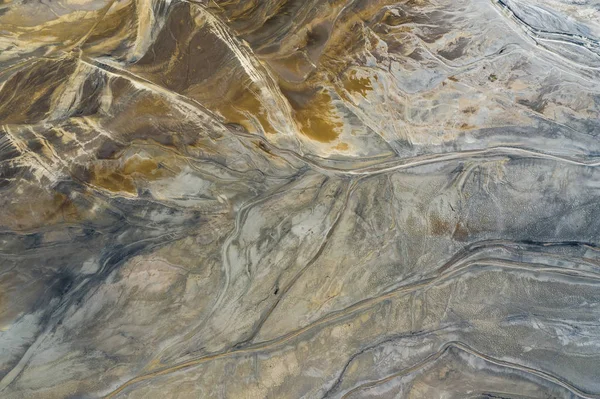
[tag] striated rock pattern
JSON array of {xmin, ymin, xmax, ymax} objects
[{"xmin": 1, "ymin": 0, "xmax": 600, "ymax": 397}]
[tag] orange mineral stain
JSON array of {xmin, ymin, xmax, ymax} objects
[
  {"xmin": 288, "ymin": 89, "xmax": 343, "ymax": 143},
  {"xmin": 216, "ymin": 88, "xmax": 276, "ymax": 135},
  {"xmin": 344, "ymin": 71, "xmax": 374, "ymax": 97}
]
